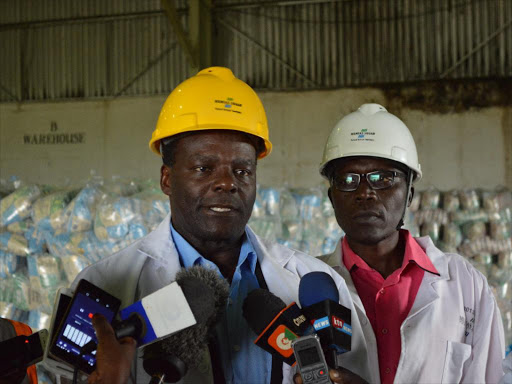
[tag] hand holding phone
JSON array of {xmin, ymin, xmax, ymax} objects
[
  {"xmin": 292, "ymin": 335, "xmax": 332, "ymax": 384},
  {"xmin": 87, "ymin": 314, "xmax": 136, "ymax": 384},
  {"xmin": 49, "ymin": 279, "xmax": 121, "ymax": 374}
]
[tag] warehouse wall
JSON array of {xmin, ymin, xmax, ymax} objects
[{"xmin": 1, "ymin": 87, "xmax": 511, "ymax": 191}]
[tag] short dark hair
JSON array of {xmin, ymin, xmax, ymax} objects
[{"xmin": 160, "ymin": 130, "xmax": 266, "ymax": 167}]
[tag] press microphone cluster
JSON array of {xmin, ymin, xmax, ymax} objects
[{"xmin": 242, "ymin": 271, "xmax": 352, "ymax": 369}]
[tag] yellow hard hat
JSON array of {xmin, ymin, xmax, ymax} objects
[{"xmin": 149, "ymin": 67, "xmax": 272, "ymax": 159}]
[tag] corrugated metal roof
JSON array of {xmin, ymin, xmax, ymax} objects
[{"xmin": 1, "ymin": 0, "xmax": 510, "ymax": 102}]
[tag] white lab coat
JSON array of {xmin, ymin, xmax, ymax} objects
[
  {"xmin": 319, "ymin": 236, "xmax": 506, "ymax": 384},
  {"xmin": 71, "ymin": 214, "xmax": 361, "ymax": 383}
]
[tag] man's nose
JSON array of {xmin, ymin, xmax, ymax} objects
[
  {"xmin": 213, "ymin": 168, "xmax": 238, "ymax": 193},
  {"xmin": 355, "ymin": 176, "xmax": 377, "ymax": 200}
]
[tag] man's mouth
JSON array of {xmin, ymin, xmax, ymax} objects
[{"xmin": 210, "ymin": 207, "xmax": 233, "ymax": 212}]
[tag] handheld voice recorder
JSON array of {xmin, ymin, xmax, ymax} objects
[{"xmin": 292, "ymin": 334, "xmax": 332, "ymax": 384}]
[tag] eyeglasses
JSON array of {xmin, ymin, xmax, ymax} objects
[{"xmin": 331, "ymin": 170, "xmax": 406, "ymax": 192}]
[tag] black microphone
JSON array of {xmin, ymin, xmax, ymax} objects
[
  {"xmin": 0, "ymin": 329, "xmax": 48, "ymax": 377},
  {"xmin": 298, "ymin": 272, "xmax": 352, "ymax": 369},
  {"xmin": 142, "ymin": 266, "xmax": 229, "ymax": 383},
  {"xmin": 242, "ymin": 288, "xmax": 312, "ymax": 366}
]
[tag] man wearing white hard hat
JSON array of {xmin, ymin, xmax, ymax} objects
[{"xmin": 315, "ymin": 104, "xmax": 505, "ymax": 383}]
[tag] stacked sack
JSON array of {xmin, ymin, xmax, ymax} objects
[
  {"xmin": 404, "ymin": 187, "xmax": 512, "ymax": 355},
  {"xmin": 248, "ymin": 185, "xmax": 343, "ymax": 257},
  {"xmin": 0, "ymin": 177, "xmax": 170, "ymax": 333}
]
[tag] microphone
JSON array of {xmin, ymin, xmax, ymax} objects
[
  {"xmin": 0, "ymin": 329, "xmax": 48, "ymax": 377},
  {"xmin": 142, "ymin": 266, "xmax": 229, "ymax": 383},
  {"xmin": 242, "ymin": 288, "xmax": 311, "ymax": 366},
  {"xmin": 80, "ymin": 267, "xmax": 217, "ymax": 356},
  {"xmin": 298, "ymin": 272, "xmax": 352, "ymax": 368}
]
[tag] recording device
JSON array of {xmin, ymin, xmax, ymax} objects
[
  {"xmin": 242, "ymin": 288, "xmax": 312, "ymax": 366},
  {"xmin": 49, "ymin": 279, "xmax": 121, "ymax": 374},
  {"xmin": 0, "ymin": 329, "xmax": 49, "ymax": 377},
  {"xmin": 142, "ymin": 266, "xmax": 230, "ymax": 383},
  {"xmin": 298, "ymin": 272, "xmax": 352, "ymax": 368},
  {"xmin": 292, "ymin": 334, "xmax": 332, "ymax": 384}
]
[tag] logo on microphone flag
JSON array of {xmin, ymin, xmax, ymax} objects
[{"xmin": 268, "ymin": 325, "xmax": 298, "ymax": 358}]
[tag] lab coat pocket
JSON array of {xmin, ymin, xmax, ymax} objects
[{"xmin": 441, "ymin": 341, "xmax": 472, "ymax": 384}]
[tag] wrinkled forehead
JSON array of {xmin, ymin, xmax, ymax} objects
[{"xmin": 330, "ymin": 156, "xmax": 410, "ymax": 174}]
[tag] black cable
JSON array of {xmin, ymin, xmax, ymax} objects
[{"xmin": 72, "ymin": 366, "xmax": 79, "ymax": 384}]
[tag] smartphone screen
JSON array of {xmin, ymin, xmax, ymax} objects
[{"xmin": 50, "ymin": 280, "xmax": 120, "ymax": 374}]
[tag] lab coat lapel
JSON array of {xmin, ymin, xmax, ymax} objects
[
  {"xmin": 136, "ymin": 213, "xmax": 182, "ymax": 298},
  {"xmin": 407, "ymin": 237, "xmax": 449, "ymax": 318}
]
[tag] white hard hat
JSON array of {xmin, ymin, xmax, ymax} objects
[{"xmin": 319, "ymin": 103, "xmax": 422, "ymax": 182}]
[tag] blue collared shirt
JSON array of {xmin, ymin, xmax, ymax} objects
[{"xmin": 170, "ymin": 223, "xmax": 272, "ymax": 384}]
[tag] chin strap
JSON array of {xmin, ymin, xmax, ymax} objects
[{"xmin": 396, "ymin": 170, "xmax": 414, "ymax": 230}]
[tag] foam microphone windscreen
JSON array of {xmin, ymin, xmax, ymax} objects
[
  {"xmin": 298, "ymin": 271, "xmax": 339, "ymax": 306},
  {"xmin": 242, "ymin": 288, "xmax": 288, "ymax": 335},
  {"xmin": 143, "ymin": 266, "xmax": 229, "ymax": 371},
  {"xmin": 175, "ymin": 265, "xmax": 229, "ymax": 328}
]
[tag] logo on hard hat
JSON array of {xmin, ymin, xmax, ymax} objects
[
  {"xmin": 350, "ymin": 128, "xmax": 375, "ymax": 142},
  {"xmin": 214, "ymin": 97, "xmax": 242, "ymax": 114}
]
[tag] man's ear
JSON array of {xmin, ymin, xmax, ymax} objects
[
  {"xmin": 160, "ymin": 164, "xmax": 172, "ymax": 196},
  {"xmin": 407, "ymin": 186, "xmax": 415, "ymax": 207}
]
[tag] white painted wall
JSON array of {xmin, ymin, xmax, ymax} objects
[{"xmin": 1, "ymin": 89, "xmax": 511, "ymax": 190}]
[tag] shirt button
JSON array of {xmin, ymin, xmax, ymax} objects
[
  {"xmin": 233, "ymin": 345, "xmax": 241, "ymax": 352},
  {"xmin": 382, "ymin": 328, "xmax": 388, "ymax": 334},
  {"xmin": 385, "ymin": 368, "xmax": 391, "ymax": 374},
  {"xmin": 379, "ymin": 288, "xmax": 385, "ymax": 294}
]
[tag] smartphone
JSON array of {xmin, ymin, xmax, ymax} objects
[
  {"xmin": 0, "ymin": 329, "xmax": 49, "ymax": 376},
  {"xmin": 292, "ymin": 334, "xmax": 332, "ymax": 384},
  {"xmin": 49, "ymin": 279, "xmax": 121, "ymax": 374},
  {"xmin": 43, "ymin": 288, "xmax": 77, "ymax": 379}
]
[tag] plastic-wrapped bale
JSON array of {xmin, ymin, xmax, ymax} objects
[
  {"xmin": 420, "ymin": 187, "xmax": 441, "ymax": 210},
  {"xmin": 62, "ymin": 186, "xmax": 106, "ymax": 233},
  {"xmin": 403, "ymin": 210, "xmax": 420, "ymax": 237},
  {"xmin": 94, "ymin": 195, "xmax": 137, "ymax": 241},
  {"xmin": 497, "ymin": 251, "xmax": 512, "ymax": 269},
  {"xmin": 31, "ymin": 189, "xmax": 77, "ymax": 233},
  {"xmin": 459, "ymin": 189, "xmax": 481, "ymax": 211},
  {"xmin": 408, "ymin": 191, "xmax": 421, "ymax": 212},
  {"xmin": 420, "ymin": 222, "xmax": 441, "ymax": 245},
  {"xmin": 102, "ymin": 178, "xmax": 140, "ymax": 197},
  {"xmin": 462, "ymin": 221, "xmax": 488, "ymax": 241},
  {"xmin": 260, "ymin": 187, "xmax": 281, "ymax": 217},
  {"xmin": 27, "ymin": 310, "xmax": 51, "ymax": 332},
  {"xmin": 251, "ymin": 193, "xmax": 265, "ymax": 219},
  {"xmin": 301, "ymin": 216, "xmax": 330, "ymax": 256},
  {"xmin": 440, "ymin": 223, "xmax": 463, "ymax": 253},
  {"xmin": 131, "ymin": 189, "xmax": 170, "ymax": 230},
  {"xmin": 0, "ymin": 250, "xmax": 18, "ymax": 279},
  {"xmin": 489, "ymin": 221, "xmax": 512, "ymax": 240},
  {"xmin": 279, "ymin": 188, "xmax": 299, "ymax": 220},
  {"xmin": 248, "ymin": 217, "xmax": 281, "ymax": 242},
  {"xmin": 9, "ymin": 272, "xmax": 31, "ymax": 311},
  {"xmin": 6, "ymin": 219, "xmax": 33, "ymax": 235},
  {"xmin": 0, "ymin": 231, "xmax": 30, "ymax": 256},
  {"xmin": 294, "ymin": 189, "xmax": 323, "ymax": 221},
  {"xmin": 280, "ymin": 219, "xmax": 303, "ymax": 245},
  {"xmin": 60, "ymin": 254, "xmax": 90, "ymax": 283},
  {"xmin": 26, "ymin": 254, "xmax": 63, "ymax": 312},
  {"xmin": 442, "ymin": 190, "xmax": 460, "ymax": 212},
  {"xmin": 450, "ymin": 209, "xmax": 489, "ymax": 226},
  {"xmin": 0, "ymin": 185, "xmax": 41, "ymax": 227}
]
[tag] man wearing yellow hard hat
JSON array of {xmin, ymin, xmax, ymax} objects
[{"xmin": 71, "ymin": 67, "xmax": 354, "ymax": 383}]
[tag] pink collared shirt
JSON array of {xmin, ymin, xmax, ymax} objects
[{"xmin": 342, "ymin": 230, "xmax": 439, "ymax": 384}]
